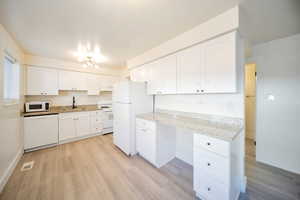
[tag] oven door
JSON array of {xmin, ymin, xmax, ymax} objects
[{"xmin": 102, "ymin": 111, "xmax": 113, "ymax": 128}]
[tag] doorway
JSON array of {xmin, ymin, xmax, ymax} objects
[{"xmin": 245, "ymin": 63, "xmax": 256, "ymax": 157}]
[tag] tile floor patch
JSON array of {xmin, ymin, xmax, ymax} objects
[{"xmin": 21, "ymin": 161, "xmax": 34, "ymax": 171}]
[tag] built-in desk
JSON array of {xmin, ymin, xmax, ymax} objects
[{"xmin": 136, "ymin": 110, "xmax": 245, "ymax": 200}]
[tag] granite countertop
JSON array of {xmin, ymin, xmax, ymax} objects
[
  {"xmin": 136, "ymin": 110, "xmax": 244, "ymax": 142},
  {"xmin": 22, "ymin": 104, "xmax": 101, "ymax": 117}
]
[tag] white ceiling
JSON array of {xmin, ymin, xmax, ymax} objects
[{"xmin": 0, "ymin": 0, "xmax": 299, "ymax": 68}]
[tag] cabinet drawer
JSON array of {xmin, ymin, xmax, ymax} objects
[
  {"xmin": 194, "ymin": 134, "xmax": 230, "ymax": 157},
  {"xmin": 90, "ymin": 115, "xmax": 102, "ymax": 123},
  {"xmin": 195, "ymin": 174, "xmax": 229, "ymax": 200},
  {"xmin": 136, "ymin": 118, "xmax": 156, "ymax": 131},
  {"xmin": 90, "ymin": 110, "xmax": 102, "ymax": 116},
  {"xmin": 194, "ymin": 148, "xmax": 230, "ymax": 185}
]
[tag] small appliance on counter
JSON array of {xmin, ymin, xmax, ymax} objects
[{"xmin": 25, "ymin": 101, "xmax": 50, "ymax": 113}]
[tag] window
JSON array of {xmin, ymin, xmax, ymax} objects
[{"xmin": 3, "ymin": 55, "xmax": 20, "ymax": 101}]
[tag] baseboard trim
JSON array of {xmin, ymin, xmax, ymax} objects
[
  {"xmin": 0, "ymin": 148, "xmax": 23, "ymax": 193},
  {"xmin": 241, "ymin": 176, "xmax": 247, "ymax": 193}
]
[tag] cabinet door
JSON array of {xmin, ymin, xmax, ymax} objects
[
  {"xmin": 99, "ymin": 76, "xmax": 117, "ymax": 91},
  {"xmin": 87, "ymin": 74, "xmax": 100, "ymax": 95},
  {"xmin": 59, "ymin": 114, "xmax": 76, "ymax": 141},
  {"xmin": 203, "ymin": 32, "xmax": 237, "ymax": 93},
  {"xmin": 156, "ymin": 54, "xmax": 177, "ymax": 94},
  {"xmin": 177, "ymin": 44, "xmax": 204, "ymax": 94},
  {"xmin": 136, "ymin": 129, "xmax": 156, "ymax": 164},
  {"xmin": 24, "ymin": 115, "xmax": 58, "ymax": 149},
  {"xmin": 146, "ymin": 61, "xmax": 159, "ymax": 95},
  {"xmin": 27, "ymin": 66, "xmax": 59, "ymax": 95},
  {"xmin": 59, "ymin": 71, "xmax": 87, "ymax": 91},
  {"xmin": 130, "ymin": 65, "xmax": 148, "ymax": 82},
  {"xmin": 147, "ymin": 54, "xmax": 177, "ymax": 95},
  {"xmin": 75, "ymin": 112, "xmax": 90, "ymax": 137}
]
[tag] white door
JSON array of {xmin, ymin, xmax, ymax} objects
[
  {"xmin": 203, "ymin": 32, "xmax": 237, "ymax": 93},
  {"xmin": 27, "ymin": 66, "xmax": 59, "ymax": 95},
  {"xmin": 177, "ymin": 43, "xmax": 204, "ymax": 94},
  {"xmin": 113, "ymin": 103, "xmax": 131, "ymax": 155},
  {"xmin": 75, "ymin": 112, "xmax": 91, "ymax": 137},
  {"xmin": 59, "ymin": 113, "xmax": 76, "ymax": 141}
]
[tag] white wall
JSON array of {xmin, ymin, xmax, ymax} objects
[
  {"xmin": 248, "ymin": 33, "xmax": 300, "ymax": 174},
  {"xmin": 0, "ymin": 24, "xmax": 24, "ymax": 192}
]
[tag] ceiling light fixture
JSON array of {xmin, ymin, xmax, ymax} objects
[{"xmin": 74, "ymin": 43, "xmax": 107, "ymax": 69}]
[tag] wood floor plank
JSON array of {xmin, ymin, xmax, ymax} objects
[{"xmin": 1, "ymin": 135, "xmax": 300, "ymax": 200}]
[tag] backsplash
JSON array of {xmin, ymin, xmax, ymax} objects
[
  {"xmin": 25, "ymin": 91, "xmax": 112, "ymax": 106},
  {"xmin": 155, "ymin": 93, "xmax": 244, "ymax": 118}
]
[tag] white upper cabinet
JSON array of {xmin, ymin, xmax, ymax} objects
[
  {"xmin": 147, "ymin": 54, "xmax": 177, "ymax": 95},
  {"xmin": 86, "ymin": 74, "xmax": 101, "ymax": 95},
  {"xmin": 59, "ymin": 70, "xmax": 87, "ymax": 91},
  {"xmin": 26, "ymin": 66, "xmax": 59, "ymax": 95},
  {"xmin": 202, "ymin": 32, "xmax": 237, "ymax": 93},
  {"xmin": 130, "ymin": 65, "xmax": 148, "ymax": 82},
  {"xmin": 177, "ymin": 44, "xmax": 204, "ymax": 94},
  {"xmin": 100, "ymin": 76, "xmax": 118, "ymax": 91},
  {"xmin": 143, "ymin": 31, "xmax": 237, "ymax": 95}
]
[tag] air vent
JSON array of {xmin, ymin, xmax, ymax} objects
[{"xmin": 21, "ymin": 161, "xmax": 34, "ymax": 171}]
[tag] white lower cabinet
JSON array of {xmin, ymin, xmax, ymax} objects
[
  {"xmin": 75, "ymin": 112, "xmax": 91, "ymax": 137},
  {"xmin": 59, "ymin": 113, "xmax": 76, "ymax": 141},
  {"xmin": 193, "ymin": 134, "xmax": 240, "ymax": 200},
  {"xmin": 24, "ymin": 115, "xmax": 59, "ymax": 150},
  {"xmin": 59, "ymin": 111, "xmax": 91, "ymax": 142},
  {"xmin": 136, "ymin": 118, "xmax": 176, "ymax": 168},
  {"xmin": 90, "ymin": 111, "xmax": 103, "ymax": 134}
]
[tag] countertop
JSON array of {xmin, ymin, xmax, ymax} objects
[
  {"xmin": 136, "ymin": 110, "xmax": 244, "ymax": 142},
  {"xmin": 22, "ymin": 104, "xmax": 101, "ymax": 117}
]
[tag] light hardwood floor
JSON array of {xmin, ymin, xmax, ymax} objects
[{"xmin": 0, "ymin": 135, "xmax": 299, "ymax": 200}]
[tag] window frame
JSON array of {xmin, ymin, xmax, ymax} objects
[{"xmin": 2, "ymin": 51, "xmax": 20, "ymax": 105}]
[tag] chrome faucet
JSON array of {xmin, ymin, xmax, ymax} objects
[{"xmin": 72, "ymin": 96, "xmax": 77, "ymax": 109}]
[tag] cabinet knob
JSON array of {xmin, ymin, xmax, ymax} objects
[
  {"xmin": 196, "ymin": 89, "xmax": 200, "ymax": 93},
  {"xmin": 207, "ymin": 163, "xmax": 211, "ymax": 166},
  {"xmin": 207, "ymin": 187, "xmax": 211, "ymax": 191},
  {"xmin": 207, "ymin": 142, "xmax": 211, "ymax": 146},
  {"xmin": 201, "ymin": 90, "xmax": 204, "ymax": 92}
]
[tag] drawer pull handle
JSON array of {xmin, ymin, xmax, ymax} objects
[
  {"xmin": 207, "ymin": 142, "xmax": 211, "ymax": 146},
  {"xmin": 207, "ymin": 163, "xmax": 211, "ymax": 166},
  {"xmin": 207, "ymin": 187, "xmax": 211, "ymax": 191}
]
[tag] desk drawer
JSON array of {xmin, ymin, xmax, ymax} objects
[
  {"xmin": 194, "ymin": 134, "xmax": 230, "ymax": 157},
  {"xmin": 195, "ymin": 173, "xmax": 230, "ymax": 200},
  {"xmin": 194, "ymin": 148, "xmax": 230, "ymax": 185}
]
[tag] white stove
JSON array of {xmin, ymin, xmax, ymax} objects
[{"xmin": 97, "ymin": 101, "xmax": 113, "ymax": 134}]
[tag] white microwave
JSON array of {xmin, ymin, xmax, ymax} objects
[{"xmin": 25, "ymin": 101, "xmax": 50, "ymax": 113}]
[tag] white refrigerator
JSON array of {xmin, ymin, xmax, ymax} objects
[{"xmin": 113, "ymin": 80, "xmax": 153, "ymax": 156}]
